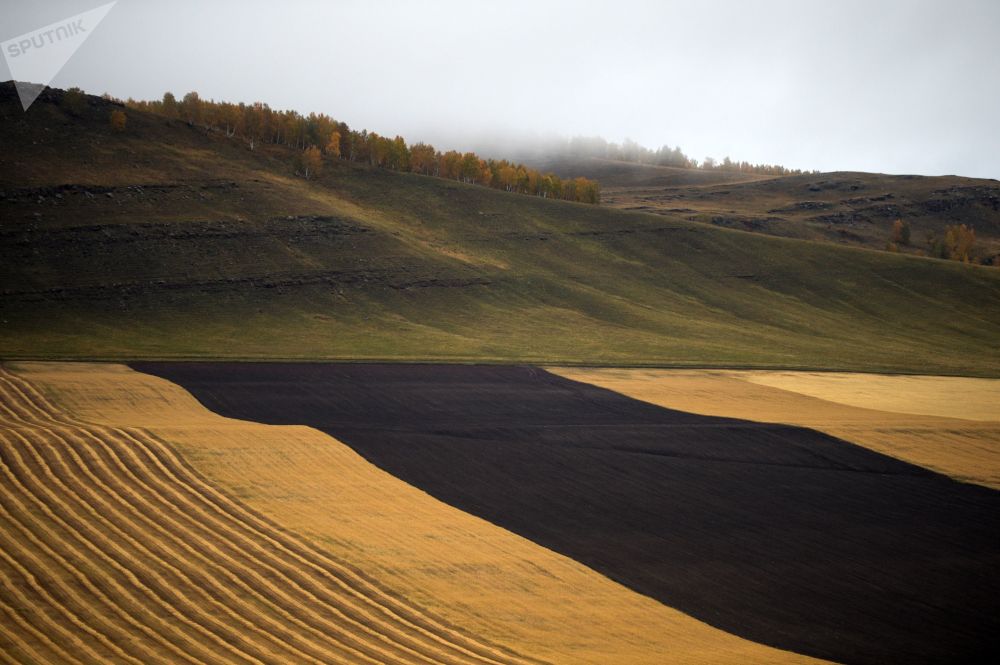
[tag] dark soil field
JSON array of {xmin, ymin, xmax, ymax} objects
[{"xmin": 133, "ymin": 362, "xmax": 1000, "ymax": 665}]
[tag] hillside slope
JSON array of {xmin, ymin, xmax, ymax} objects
[{"xmin": 2, "ymin": 83, "xmax": 1000, "ymax": 375}]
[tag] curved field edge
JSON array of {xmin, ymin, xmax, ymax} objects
[
  {"xmin": 552, "ymin": 368, "xmax": 1000, "ymax": 489},
  {"xmin": 5, "ymin": 356, "xmax": 1000, "ymax": 379},
  {"xmin": 2, "ymin": 361, "xmax": 828, "ymax": 665},
  {"xmin": 736, "ymin": 371, "xmax": 1000, "ymax": 421}
]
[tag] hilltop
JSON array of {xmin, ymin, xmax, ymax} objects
[
  {"xmin": 533, "ymin": 156, "xmax": 1000, "ymax": 258},
  {"xmin": 525, "ymin": 155, "xmax": 770, "ymax": 188},
  {"xmin": 2, "ymin": 83, "xmax": 999, "ymax": 375}
]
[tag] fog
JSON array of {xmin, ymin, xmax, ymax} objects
[{"xmin": 3, "ymin": 0, "xmax": 999, "ymax": 178}]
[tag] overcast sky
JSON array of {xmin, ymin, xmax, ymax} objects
[{"xmin": 3, "ymin": 0, "xmax": 999, "ymax": 178}]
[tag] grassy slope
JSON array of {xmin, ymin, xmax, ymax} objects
[{"xmin": 2, "ymin": 84, "xmax": 1000, "ymax": 375}]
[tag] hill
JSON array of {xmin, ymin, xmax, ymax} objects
[
  {"xmin": 534, "ymin": 157, "xmax": 1000, "ymax": 258},
  {"xmin": 2, "ymin": 83, "xmax": 1000, "ymax": 376},
  {"xmin": 524, "ymin": 156, "xmax": 770, "ymax": 188}
]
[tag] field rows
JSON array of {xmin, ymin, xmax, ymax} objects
[{"xmin": 0, "ymin": 367, "xmax": 535, "ymax": 665}]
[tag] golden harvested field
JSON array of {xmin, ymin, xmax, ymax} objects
[
  {"xmin": 0, "ymin": 362, "xmax": 827, "ymax": 665},
  {"xmin": 739, "ymin": 371, "xmax": 1000, "ymax": 421},
  {"xmin": 553, "ymin": 368, "xmax": 1000, "ymax": 489},
  {"xmin": 0, "ymin": 364, "xmax": 544, "ymax": 665}
]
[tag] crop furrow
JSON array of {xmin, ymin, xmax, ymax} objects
[
  {"xmin": 49, "ymin": 425, "xmax": 385, "ymax": 665},
  {"xmin": 0, "ymin": 429, "xmax": 266, "ymax": 665},
  {"xmin": 96, "ymin": 425, "xmax": 457, "ymax": 665},
  {"xmin": 133, "ymin": 425, "xmax": 533, "ymax": 665},
  {"xmin": 0, "ymin": 367, "xmax": 537, "ymax": 665},
  {"xmin": 0, "ymin": 456, "xmax": 149, "ymax": 664}
]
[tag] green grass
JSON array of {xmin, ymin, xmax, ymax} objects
[{"xmin": 2, "ymin": 83, "xmax": 1000, "ymax": 375}]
